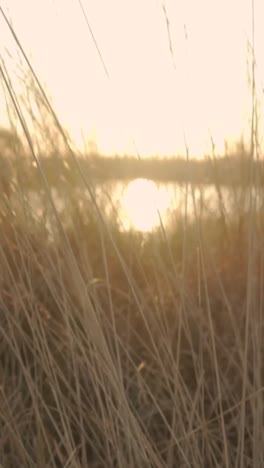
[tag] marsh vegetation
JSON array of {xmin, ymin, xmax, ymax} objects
[
  {"xmin": 0, "ymin": 131, "xmax": 264, "ymax": 467},
  {"xmin": 0, "ymin": 4, "xmax": 264, "ymax": 466}
]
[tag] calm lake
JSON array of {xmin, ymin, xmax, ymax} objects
[{"xmin": 27, "ymin": 178, "xmax": 263, "ymax": 233}]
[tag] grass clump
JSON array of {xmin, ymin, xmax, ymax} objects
[{"xmin": 0, "ymin": 158, "xmax": 264, "ymax": 467}]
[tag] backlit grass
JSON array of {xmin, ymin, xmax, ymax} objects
[{"xmin": 0, "ymin": 153, "xmax": 263, "ymax": 467}]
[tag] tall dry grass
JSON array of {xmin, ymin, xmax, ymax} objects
[
  {"xmin": 0, "ymin": 149, "xmax": 264, "ymax": 467},
  {"xmin": 0, "ymin": 7, "xmax": 264, "ymax": 467}
]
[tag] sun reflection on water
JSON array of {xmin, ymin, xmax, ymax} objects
[{"xmin": 120, "ymin": 178, "xmax": 172, "ymax": 232}]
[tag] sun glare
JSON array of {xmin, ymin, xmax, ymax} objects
[
  {"xmin": 120, "ymin": 179, "xmax": 171, "ymax": 232},
  {"xmin": 1, "ymin": 0, "xmax": 264, "ymax": 156}
]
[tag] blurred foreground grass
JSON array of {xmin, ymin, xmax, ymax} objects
[{"xmin": 0, "ymin": 144, "xmax": 264, "ymax": 468}]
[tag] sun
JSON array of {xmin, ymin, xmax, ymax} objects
[{"xmin": 120, "ymin": 178, "xmax": 171, "ymax": 232}]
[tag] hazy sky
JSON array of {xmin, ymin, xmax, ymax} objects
[{"xmin": 1, "ymin": 0, "xmax": 264, "ymax": 156}]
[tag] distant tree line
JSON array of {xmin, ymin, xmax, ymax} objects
[{"xmin": 0, "ymin": 126, "xmax": 263, "ymax": 189}]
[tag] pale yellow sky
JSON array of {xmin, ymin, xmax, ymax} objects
[{"xmin": 1, "ymin": 0, "xmax": 264, "ymax": 157}]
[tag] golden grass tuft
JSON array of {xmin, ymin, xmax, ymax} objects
[{"xmin": 0, "ymin": 168, "xmax": 264, "ymax": 467}]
